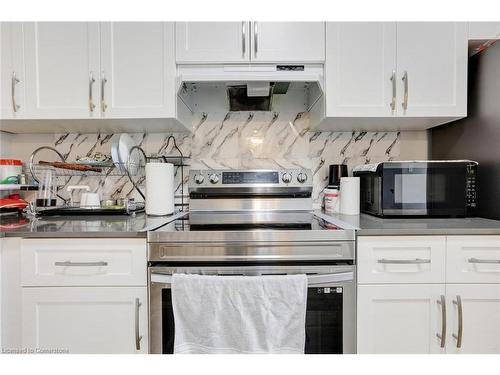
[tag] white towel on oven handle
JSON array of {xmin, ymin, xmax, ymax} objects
[{"xmin": 171, "ymin": 273, "xmax": 308, "ymax": 354}]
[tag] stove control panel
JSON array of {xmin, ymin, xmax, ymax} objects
[{"xmin": 189, "ymin": 169, "xmax": 313, "ymax": 188}]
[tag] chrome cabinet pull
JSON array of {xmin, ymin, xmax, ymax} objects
[
  {"xmin": 135, "ymin": 298, "xmax": 143, "ymax": 351},
  {"xmin": 54, "ymin": 261, "xmax": 108, "ymax": 267},
  {"xmin": 468, "ymin": 257, "xmax": 500, "ymax": 264},
  {"xmin": 242, "ymin": 21, "xmax": 246, "ymax": 57},
  {"xmin": 88, "ymin": 72, "xmax": 96, "ymax": 112},
  {"xmin": 452, "ymin": 295, "xmax": 463, "ymax": 348},
  {"xmin": 436, "ymin": 295, "xmax": 446, "ymax": 348},
  {"xmin": 254, "ymin": 21, "xmax": 258, "ymax": 56},
  {"xmin": 11, "ymin": 72, "xmax": 20, "ymax": 112},
  {"xmin": 390, "ymin": 70, "xmax": 396, "ymax": 112},
  {"xmin": 377, "ymin": 258, "xmax": 431, "ymax": 264},
  {"xmin": 402, "ymin": 71, "xmax": 409, "ymax": 110},
  {"xmin": 101, "ymin": 72, "xmax": 107, "ymax": 112}
]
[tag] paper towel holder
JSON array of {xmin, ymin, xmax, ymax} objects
[{"xmin": 126, "ymin": 136, "xmax": 187, "ymax": 212}]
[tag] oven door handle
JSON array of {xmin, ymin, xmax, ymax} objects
[{"xmin": 150, "ymin": 271, "xmax": 354, "ymax": 285}]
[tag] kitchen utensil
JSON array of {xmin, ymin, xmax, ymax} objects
[
  {"xmin": 0, "ymin": 159, "xmax": 23, "ymax": 184},
  {"xmin": 328, "ymin": 164, "xmax": 348, "ymax": 188},
  {"xmin": 111, "ymin": 142, "xmax": 124, "ymax": 172},
  {"xmin": 36, "ymin": 169, "xmax": 56, "ymax": 207},
  {"xmin": 339, "ymin": 177, "xmax": 360, "ymax": 215},
  {"xmin": 118, "ymin": 134, "xmax": 135, "ymax": 173},
  {"xmin": 145, "ymin": 162, "xmax": 174, "ymax": 216},
  {"xmin": 39, "ymin": 160, "xmax": 102, "ymax": 173},
  {"xmin": 81, "ymin": 192, "xmax": 101, "ymax": 208}
]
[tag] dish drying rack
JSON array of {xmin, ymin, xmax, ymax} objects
[{"xmin": 28, "ymin": 136, "xmax": 188, "ymax": 211}]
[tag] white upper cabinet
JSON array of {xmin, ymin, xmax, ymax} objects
[
  {"xmin": 468, "ymin": 22, "xmax": 500, "ymax": 39},
  {"xmin": 325, "ymin": 22, "xmax": 396, "ymax": 117},
  {"xmin": 175, "ymin": 22, "xmax": 325, "ymax": 64},
  {"xmin": 100, "ymin": 22, "xmax": 176, "ymax": 118},
  {"xmin": 250, "ymin": 22, "xmax": 325, "ymax": 63},
  {"xmin": 316, "ymin": 22, "xmax": 468, "ymax": 130},
  {"xmin": 23, "ymin": 22, "xmax": 100, "ymax": 118},
  {"xmin": 176, "ymin": 22, "xmax": 250, "ymax": 63},
  {"xmin": 1, "ymin": 22, "xmax": 25, "ymax": 119},
  {"xmin": 396, "ymin": 22, "xmax": 468, "ymax": 117}
]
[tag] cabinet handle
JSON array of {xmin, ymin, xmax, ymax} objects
[
  {"xmin": 452, "ymin": 295, "xmax": 463, "ymax": 348},
  {"xmin": 254, "ymin": 21, "xmax": 258, "ymax": 56},
  {"xmin": 135, "ymin": 298, "xmax": 143, "ymax": 351},
  {"xmin": 390, "ymin": 70, "xmax": 396, "ymax": 112},
  {"xmin": 436, "ymin": 295, "xmax": 446, "ymax": 348},
  {"xmin": 402, "ymin": 71, "xmax": 409, "ymax": 111},
  {"xmin": 468, "ymin": 257, "xmax": 500, "ymax": 264},
  {"xmin": 242, "ymin": 21, "xmax": 246, "ymax": 57},
  {"xmin": 377, "ymin": 258, "xmax": 431, "ymax": 264},
  {"xmin": 88, "ymin": 72, "xmax": 96, "ymax": 112},
  {"xmin": 54, "ymin": 261, "xmax": 108, "ymax": 267},
  {"xmin": 11, "ymin": 72, "xmax": 21, "ymax": 113},
  {"xmin": 101, "ymin": 72, "xmax": 107, "ymax": 113}
]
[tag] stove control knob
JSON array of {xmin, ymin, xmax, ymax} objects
[
  {"xmin": 282, "ymin": 172, "xmax": 292, "ymax": 184},
  {"xmin": 297, "ymin": 173, "xmax": 308, "ymax": 184},
  {"xmin": 194, "ymin": 174, "xmax": 204, "ymax": 184},
  {"xmin": 209, "ymin": 173, "xmax": 220, "ymax": 184}
]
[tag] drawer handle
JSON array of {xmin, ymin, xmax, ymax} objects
[
  {"xmin": 54, "ymin": 261, "xmax": 108, "ymax": 267},
  {"xmin": 468, "ymin": 257, "xmax": 500, "ymax": 264},
  {"xmin": 377, "ymin": 258, "xmax": 431, "ymax": 264}
]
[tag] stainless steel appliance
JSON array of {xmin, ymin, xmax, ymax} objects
[
  {"xmin": 147, "ymin": 169, "xmax": 356, "ymax": 354},
  {"xmin": 353, "ymin": 161, "xmax": 478, "ymax": 218}
]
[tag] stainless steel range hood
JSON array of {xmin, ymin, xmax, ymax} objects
[{"xmin": 176, "ymin": 64, "xmax": 324, "ymax": 113}]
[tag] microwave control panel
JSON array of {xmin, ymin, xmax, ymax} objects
[{"xmin": 466, "ymin": 166, "xmax": 477, "ymax": 209}]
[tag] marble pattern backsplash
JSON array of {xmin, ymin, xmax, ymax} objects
[{"xmin": 47, "ymin": 112, "xmax": 401, "ymax": 208}]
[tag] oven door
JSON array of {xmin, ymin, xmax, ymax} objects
[
  {"xmin": 149, "ymin": 264, "xmax": 356, "ymax": 354},
  {"xmin": 382, "ymin": 162, "xmax": 468, "ymax": 216}
]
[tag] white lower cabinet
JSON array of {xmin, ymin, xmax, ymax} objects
[
  {"xmin": 357, "ymin": 284, "xmax": 446, "ymax": 354},
  {"xmin": 22, "ymin": 286, "xmax": 147, "ymax": 354},
  {"xmin": 445, "ymin": 284, "xmax": 500, "ymax": 354},
  {"xmin": 357, "ymin": 235, "xmax": 500, "ymax": 354}
]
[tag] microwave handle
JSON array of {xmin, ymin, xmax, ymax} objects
[{"xmin": 150, "ymin": 271, "xmax": 354, "ymax": 285}]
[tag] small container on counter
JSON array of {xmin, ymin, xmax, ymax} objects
[{"xmin": 324, "ymin": 187, "xmax": 340, "ymax": 214}]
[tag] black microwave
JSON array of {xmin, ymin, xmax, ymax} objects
[{"xmin": 353, "ymin": 161, "xmax": 478, "ymax": 218}]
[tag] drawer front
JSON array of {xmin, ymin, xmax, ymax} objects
[
  {"xmin": 446, "ymin": 236, "xmax": 500, "ymax": 283},
  {"xmin": 357, "ymin": 236, "xmax": 446, "ymax": 284},
  {"xmin": 21, "ymin": 238, "xmax": 146, "ymax": 286}
]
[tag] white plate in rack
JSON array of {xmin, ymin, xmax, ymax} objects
[{"xmin": 118, "ymin": 134, "xmax": 138, "ymax": 175}]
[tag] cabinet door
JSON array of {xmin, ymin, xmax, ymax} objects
[
  {"xmin": 396, "ymin": 22, "xmax": 467, "ymax": 117},
  {"xmin": 23, "ymin": 22, "xmax": 100, "ymax": 118},
  {"xmin": 468, "ymin": 22, "xmax": 500, "ymax": 39},
  {"xmin": 357, "ymin": 284, "xmax": 446, "ymax": 354},
  {"xmin": 446, "ymin": 284, "xmax": 500, "ymax": 354},
  {"xmin": 22, "ymin": 287, "xmax": 147, "ymax": 354},
  {"xmin": 325, "ymin": 22, "xmax": 397, "ymax": 117},
  {"xmin": 1, "ymin": 22, "xmax": 24, "ymax": 119},
  {"xmin": 251, "ymin": 22, "xmax": 325, "ymax": 63},
  {"xmin": 100, "ymin": 22, "xmax": 176, "ymax": 118},
  {"xmin": 176, "ymin": 22, "xmax": 250, "ymax": 63}
]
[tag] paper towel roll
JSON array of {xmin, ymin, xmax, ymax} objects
[
  {"xmin": 145, "ymin": 162, "xmax": 174, "ymax": 216},
  {"xmin": 340, "ymin": 177, "xmax": 360, "ymax": 215}
]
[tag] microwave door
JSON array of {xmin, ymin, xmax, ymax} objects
[{"xmin": 382, "ymin": 163, "xmax": 468, "ymax": 217}]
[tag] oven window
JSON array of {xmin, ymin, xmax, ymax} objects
[{"xmin": 161, "ymin": 287, "xmax": 343, "ymax": 354}]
